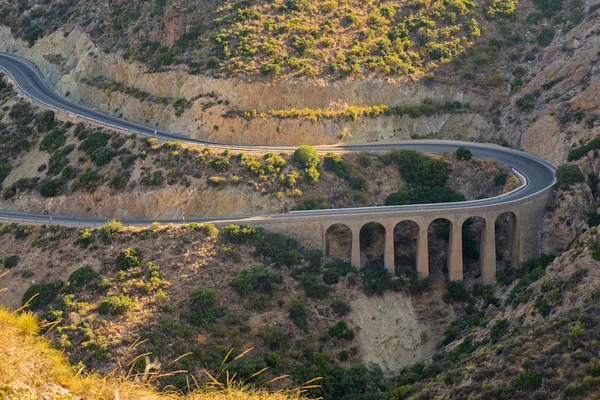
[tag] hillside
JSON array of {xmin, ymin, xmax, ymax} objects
[
  {"xmin": 0, "ymin": 306, "xmax": 308, "ymax": 399},
  {"xmin": 0, "ymin": 75, "xmax": 515, "ymax": 219},
  {"xmin": 0, "ymin": 0, "xmax": 512, "ymax": 79}
]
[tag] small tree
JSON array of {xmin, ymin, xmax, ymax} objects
[
  {"xmin": 288, "ymin": 298, "xmax": 308, "ymax": 330},
  {"xmin": 556, "ymin": 164, "xmax": 585, "ymax": 188},
  {"xmin": 455, "ymin": 147, "xmax": 473, "ymax": 161},
  {"xmin": 292, "ymin": 145, "xmax": 319, "ymax": 169}
]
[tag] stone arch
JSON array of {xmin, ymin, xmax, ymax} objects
[
  {"xmin": 359, "ymin": 222, "xmax": 386, "ymax": 267},
  {"xmin": 393, "ymin": 220, "xmax": 419, "ymax": 276},
  {"xmin": 324, "ymin": 223, "xmax": 352, "ymax": 261},
  {"xmin": 462, "ymin": 216, "xmax": 486, "ymax": 278},
  {"xmin": 495, "ymin": 211, "xmax": 520, "ymax": 268},
  {"xmin": 427, "ymin": 218, "xmax": 454, "ymax": 281}
]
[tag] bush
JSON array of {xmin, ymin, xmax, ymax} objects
[
  {"xmin": 490, "ymin": 319, "xmax": 509, "ymax": 343},
  {"xmin": 494, "ymin": 170, "xmax": 508, "ymax": 186},
  {"xmin": 0, "ymin": 163, "xmax": 11, "ymax": 185},
  {"xmin": 391, "ymin": 150, "xmax": 449, "ymax": 187},
  {"xmin": 182, "ymin": 289, "xmax": 227, "ymax": 326},
  {"xmin": 68, "ymin": 266, "xmax": 99, "ymax": 289},
  {"xmin": 22, "ymin": 280, "xmax": 64, "ymax": 309},
  {"xmin": 331, "ymin": 300, "xmax": 351, "ymax": 316},
  {"xmin": 254, "ymin": 232, "xmax": 303, "ymax": 267},
  {"xmin": 184, "ymin": 222, "xmax": 217, "ymax": 236},
  {"xmin": 323, "ymin": 153, "xmax": 349, "ymax": 179},
  {"xmin": 386, "ymin": 186, "xmax": 464, "ymax": 205},
  {"xmin": 99, "ymin": 220, "xmax": 123, "ymax": 242},
  {"xmin": 39, "ymin": 179, "xmax": 60, "ymax": 197},
  {"xmin": 349, "ymin": 174, "xmax": 368, "ymax": 191},
  {"xmin": 292, "ymin": 145, "xmax": 319, "ymax": 169},
  {"xmin": 115, "ymin": 248, "xmax": 142, "ymax": 271},
  {"xmin": 263, "ymin": 327, "xmax": 290, "ymax": 351},
  {"xmin": 568, "ymin": 137, "xmax": 600, "ymax": 161},
  {"xmin": 455, "ymin": 147, "xmax": 472, "ymax": 160},
  {"xmin": 360, "ymin": 261, "xmax": 391, "ymax": 295},
  {"xmin": 556, "ymin": 164, "xmax": 585, "ymax": 188},
  {"xmin": 98, "ymin": 294, "xmax": 136, "ymax": 316},
  {"xmin": 536, "ymin": 27, "xmax": 555, "ymax": 46},
  {"xmin": 37, "ymin": 110, "xmax": 56, "ymax": 131},
  {"xmin": 39, "ymin": 129, "xmax": 66, "ymax": 152},
  {"xmin": 533, "ymin": 0, "xmax": 563, "ymax": 16},
  {"xmin": 231, "ymin": 265, "xmax": 283, "ymax": 298},
  {"xmin": 513, "ymin": 372, "xmax": 542, "ymax": 390},
  {"xmin": 443, "ymin": 281, "xmax": 470, "ymax": 302},
  {"xmin": 328, "ymin": 320, "xmax": 355, "ymax": 340},
  {"xmin": 223, "ymin": 224, "xmax": 263, "ymax": 244},
  {"xmin": 304, "ymin": 166, "xmax": 320, "ymax": 183},
  {"xmin": 3, "ymin": 254, "xmax": 19, "ymax": 269},
  {"xmin": 288, "ymin": 298, "xmax": 308, "ymax": 329}
]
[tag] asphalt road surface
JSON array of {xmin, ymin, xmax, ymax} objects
[{"xmin": 0, "ymin": 53, "xmax": 556, "ymax": 227}]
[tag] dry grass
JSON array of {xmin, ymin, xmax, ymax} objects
[{"xmin": 0, "ymin": 305, "xmax": 312, "ymax": 400}]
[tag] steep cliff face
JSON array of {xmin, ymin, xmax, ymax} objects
[{"xmin": 0, "ymin": 26, "xmax": 496, "ymax": 146}]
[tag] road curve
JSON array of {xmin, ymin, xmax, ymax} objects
[{"xmin": 0, "ymin": 53, "xmax": 556, "ymax": 228}]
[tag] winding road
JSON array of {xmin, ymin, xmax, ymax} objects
[{"xmin": 0, "ymin": 53, "xmax": 556, "ymax": 228}]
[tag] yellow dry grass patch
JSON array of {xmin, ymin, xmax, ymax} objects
[{"xmin": 0, "ymin": 306, "xmax": 308, "ymax": 400}]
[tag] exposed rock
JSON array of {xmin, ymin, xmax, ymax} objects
[{"xmin": 542, "ymin": 183, "xmax": 593, "ymax": 253}]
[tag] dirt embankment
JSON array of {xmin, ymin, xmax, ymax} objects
[{"xmin": 0, "ymin": 26, "xmax": 496, "ymax": 146}]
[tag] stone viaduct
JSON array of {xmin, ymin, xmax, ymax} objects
[{"xmin": 249, "ymin": 184, "xmax": 554, "ymax": 284}]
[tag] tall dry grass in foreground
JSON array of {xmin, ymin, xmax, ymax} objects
[{"xmin": 0, "ymin": 300, "xmax": 316, "ymax": 399}]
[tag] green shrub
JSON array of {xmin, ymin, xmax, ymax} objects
[
  {"xmin": 568, "ymin": 137, "xmax": 600, "ymax": 161},
  {"xmin": 360, "ymin": 261, "xmax": 391, "ymax": 295},
  {"xmin": 39, "ymin": 129, "xmax": 66, "ymax": 152},
  {"xmin": 37, "ymin": 110, "xmax": 56, "ymax": 131},
  {"xmin": 263, "ymin": 327, "xmax": 290, "ymax": 351},
  {"xmin": 182, "ymin": 289, "xmax": 227, "ymax": 326},
  {"xmin": 301, "ymin": 276, "xmax": 329, "ymax": 299},
  {"xmin": 443, "ymin": 281, "xmax": 470, "ymax": 302},
  {"xmin": 513, "ymin": 372, "xmax": 542, "ymax": 390},
  {"xmin": 254, "ymin": 232, "xmax": 303, "ymax": 267},
  {"xmin": 39, "ymin": 179, "xmax": 60, "ymax": 197},
  {"xmin": 99, "ymin": 220, "xmax": 123, "ymax": 242},
  {"xmin": 349, "ymin": 174, "xmax": 368, "ymax": 191},
  {"xmin": 536, "ymin": 27, "xmax": 555, "ymax": 46},
  {"xmin": 3, "ymin": 254, "xmax": 19, "ymax": 269},
  {"xmin": 223, "ymin": 224, "xmax": 263, "ymax": 244},
  {"xmin": 22, "ymin": 280, "xmax": 64, "ymax": 309},
  {"xmin": 115, "ymin": 248, "xmax": 142, "ymax": 271},
  {"xmin": 323, "ymin": 153, "xmax": 349, "ymax": 179},
  {"xmin": 184, "ymin": 222, "xmax": 217, "ymax": 236},
  {"xmin": 328, "ymin": 320, "xmax": 355, "ymax": 340},
  {"xmin": 292, "ymin": 145, "xmax": 319, "ymax": 169},
  {"xmin": 0, "ymin": 163, "xmax": 12, "ymax": 186},
  {"xmin": 98, "ymin": 294, "xmax": 136, "ymax": 316},
  {"xmin": 304, "ymin": 166, "xmax": 320, "ymax": 183},
  {"xmin": 68, "ymin": 266, "xmax": 99, "ymax": 289},
  {"xmin": 331, "ymin": 300, "xmax": 351, "ymax": 316},
  {"xmin": 323, "ymin": 259, "xmax": 355, "ymax": 285},
  {"xmin": 556, "ymin": 164, "xmax": 585, "ymax": 188},
  {"xmin": 231, "ymin": 265, "xmax": 283, "ymax": 298},
  {"xmin": 455, "ymin": 147, "xmax": 472, "ymax": 160},
  {"xmin": 260, "ymin": 63, "xmax": 281, "ymax": 76},
  {"xmin": 79, "ymin": 131, "xmax": 110, "ymax": 155},
  {"xmin": 534, "ymin": 296, "xmax": 551, "ymax": 316},
  {"xmin": 386, "ymin": 186, "xmax": 464, "ymax": 205},
  {"xmin": 494, "ymin": 170, "xmax": 508, "ymax": 186},
  {"xmin": 391, "ymin": 150, "xmax": 449, "ymax": 187},
  {"xmin": 490, "ymin": 319, "xmax": 509, "ymax": 343},
  {"xmin": 288, "ymin": 298, "xmax": 308, "ymax": 329},
  {"xmin": 533, "ymin": 0, "xmax": 563, "ymax": 16}
]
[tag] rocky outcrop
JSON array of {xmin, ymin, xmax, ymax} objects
[{"xmin": 542, "ymin": 183, "xmax": 593, "ymax": 254}]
